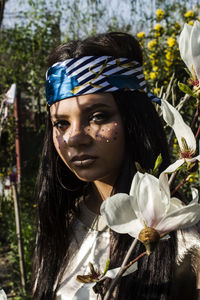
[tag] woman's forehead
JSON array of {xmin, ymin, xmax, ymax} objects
[{"xmin": 50, "ymin": 93, "xmax": 116, "ymax": 117}]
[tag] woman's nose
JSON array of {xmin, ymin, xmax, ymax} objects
[{"xmin": 67, "ymin": 125, "xmax": 92, "ymax": 147}]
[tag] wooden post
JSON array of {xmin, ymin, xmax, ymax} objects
[
  {"xmin": 12, "ymin": 183, "xmax": 26, "ymax": 294},
  {"xmin": 14, "ymin": 90, "xmax": 21, "ymax": 186},
  {"xmin": 13, "ymin": 89, "xmax": 26, "ymax": 293}
]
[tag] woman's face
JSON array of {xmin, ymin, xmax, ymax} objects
[{"xmin": 50, "ymin": 93, "xmax": 125, "ymax": 185}]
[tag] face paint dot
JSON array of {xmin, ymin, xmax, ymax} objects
[
  {"xmin": 96, "ymin": 134, "xmax": 98, "ymax": 137},
  {"xmin": 114, "ymin": 123, "xmax": 118, "ymax": 126},
  {"xmin": 64, "ymin": 140, "xmax": 66, "ymax": 143},
  {"xmin": 106, "ymin": 140, "xmax": 109, "ymax": 143},
  {"xmin": 107, "ymin": 128, "xmax": 111, "ymax": 131}
]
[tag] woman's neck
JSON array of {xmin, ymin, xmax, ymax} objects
[{"xmin": 84, "ymin": 180, "xmax": 114, "ymax": 215}]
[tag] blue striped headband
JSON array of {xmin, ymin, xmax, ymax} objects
[{"xmin": 46, "ymin": 56, "xmax": 161, "ymax": 106}]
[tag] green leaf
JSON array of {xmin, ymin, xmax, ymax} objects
[
  {"xmin": 178, "ymin": 82, "xmax": 194, "ymax": 97},
  {"xmin": 101, "ymin": 259, "xmax": 110, "ymax": 277},
  {"xmin": 152, "ymin": 154, "xmax": 162, "ymax": 176},
  {"xmin": 184, "ymin": 68, "xmax": 192, "ymax": 77}
]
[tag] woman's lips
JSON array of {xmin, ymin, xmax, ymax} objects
[{"xmin": 71, "ymin": 155, "xmax": 98, "ymax": 167}]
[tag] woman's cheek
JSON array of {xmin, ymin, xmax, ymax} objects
[
  {"xmin": 91, "ymin": 122, "xmax": 119, "ymax": 143},
  {"xmin": 53, "ymin": 130, "xmax": 64, "ymax": 151}
]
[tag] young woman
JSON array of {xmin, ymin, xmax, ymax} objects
[{"xmin": 32, "ymin": 32, "xmax": 199, "ymax": 299}]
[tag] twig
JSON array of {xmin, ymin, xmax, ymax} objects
[
  {"xmin": 195, "ymin": 124, "xmax": 200, "ymax": 140},
  {"xmin": 171, "ymin": 176, "xmax": 189, "ymax": 196},
  {"xmin": 191, "ymin": 103, "xmax": 200, "ymax": 130},
  {"xmin": 120, "ymin": 251, "xmax": 147, "ymax": 273},
  {"xmin": 103, "ymin": 239, "xmax": 138, "ymax": 300}
]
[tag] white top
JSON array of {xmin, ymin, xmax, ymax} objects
[
  {"xmin": 56, "ymin": 202, "xmax": 200, "ymax": 300},
  {"xmin": 56, "ymin": 202, "xmax": 110, "ymax": 300}
]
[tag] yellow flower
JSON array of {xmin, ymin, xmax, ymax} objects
[
  {"xmin": 156, "ymin": 8, "xmax": 164, "ymax": 21},
  {"xmin": 167, "ymin": 37, "xmax": 176, "ymax": 48},
  {"xmin": 165, "ymin": 60, "xmax": 173, "ymax": 67},
  {"xmin": 154, "ymin": 87, "xmax": 160, "ymax": 95},
  {"xmin": 174, "ymin": 22, "xmax": 181, "ymax": 31},
  {"xmin": 198, "ymin": 17, "xmax": 200, "ymax": 22},
  {"xmin": 150, "ymin": 53, "xmax": 156, "ymax": 60},
  {"xmin": 151, "ymin": 59, "xmax": 158, "ymax": 66},
  {"xmin": 184, "ymin": 10, "xmax": 194, "ymax": 18},
  {"xmin": 137, "ymin": 32, "xmax": 145, "ymax": 39},
  {"xmin": 154, "ymin": 23, "xmax": 163, "ymax": 31},
  {"xmin": 148, "ymin": 39, "xmax": 157, "ymax": 51},
  {"xmin": 188, "ymin": 20, "xmax": 194, "ymax": 26},
  {"xmin": 154, "ymin": 24, "xmax": 164, "ymax": 37},
  {"xmin": 165, "ymin": 51, "xmax": 174, "ymax": 61},
  {"xmin": 153, "ymin": 66, "xmax": 158, "ymax": 71},
  {"xmin": 150, "ymin": 72, "xmax": 158, "ymax": 80},
  {"xmin": 143, "ymin": 70, "xmax": 149, "ymax": 80}
]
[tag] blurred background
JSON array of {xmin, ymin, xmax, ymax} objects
[{"xmin": 0, "ymin": 0, "xmax": 199, "ymax": 298}]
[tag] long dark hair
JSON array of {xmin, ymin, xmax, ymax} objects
[{"xmin": 32, "ymin": 32, "xmax": 176, "ymax": 299}]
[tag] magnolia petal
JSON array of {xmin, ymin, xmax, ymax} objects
[
  {"xmin": 159, "ymin": 172, "xmax": 171, "ymax": 204},
  {"xmin": 191, "ymin": 187, "xmax": 199, "ymax": 203},
  {"xmin": 163, "ymin": 159, "xmax": 184, "ymax": 173},
  {"xmin": 72, "ymin": 283, "xmax": 95, "ymax": 300},
  {"xmin": 136, "ymin": 173, "xmax": 168, "ymax": 228},
  {"xmin": 156, "ymin": 201, "xmax": 200, "ymax": 233},
  {"xmin": 129, "ymin": 171, "xmax": 144, "ymax": 196},
  {"xmin": 100, "ymin": 193, "xmax": 141, "ymax": 236},
  {"xmin": 187, "ymin": 154, "xmax": 200, "ymax": 163},
  {"xmin": 179, "ymin": 23, "xmax": 193, "ymax": 73},
  {"xmin": 0, "ymin": 290, "xmax": 7, "ymax": 300},
  {"xmin": 103, "ymin": 262, "xmax": 138, "ymax": 279},
  {"xmin": 191, "ymin": 21, "xmax": 200, "ymax": 81},
  {"xmin": 166, "ymin": 197, "xmax": 186, "ymax": 214},
  {"xmin": 129, "ymin": 172, "xmax": 145, "ymax": 220},
  {"xmin": 161, "ymin": 100, "xmax": 196, "ymax": 152}
]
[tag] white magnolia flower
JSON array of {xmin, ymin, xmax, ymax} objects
[
  {"xmin": 179, "ymin": 21, "xmax": 200, "ymax": 85},
  {"xmin": 100, "ymin": 172, "xmax": 200, "ymax": 242},
  {"xmin": 0, "ymin": 290, "xmax": 7, "ymax": 300},
  {"xmin": 161, "ymin": 99, "xmax": 200, "ymax": 173}
]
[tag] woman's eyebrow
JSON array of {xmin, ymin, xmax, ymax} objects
[{"xmin": 51, "ymin": 103, "xmax": 112, "ymax": 119}]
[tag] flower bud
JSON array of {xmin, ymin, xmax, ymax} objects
[{"xmin": 138, "ymin": 227, "xmax": 160, "ymax": 255}]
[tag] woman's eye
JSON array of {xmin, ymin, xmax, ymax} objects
[
  {"xmin": 53, "ymin": 120, "xmax": 69, "ymax": 131},
  {"xmin": 90, "ymin": 113, "xmax": 107, "ymax": 123}
]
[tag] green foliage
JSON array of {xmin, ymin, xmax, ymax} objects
[
  {"xmin": 178, "ymin": 82, "xmax": 195, "ymax": 97},
  {"xmin": 152, "ymin": 154, "xmax": 163, "ymax": 176}
]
